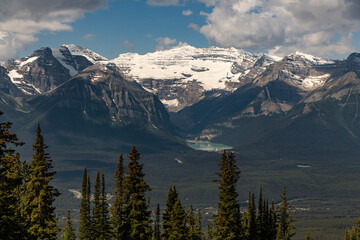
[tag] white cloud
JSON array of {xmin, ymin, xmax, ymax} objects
[
  {"xmin": 83, "ymin": 34, "xmax": 95, "ymax": 40},
  {"xmin": 182, "ymin": 9, "xmax": 193, "ymax": 16},
  {"xmin": 188, "ymin": 23, "xmax": 199, "ymax": 31},
  {"xmin": 147, "ymin": 0, "xmax": 181, "ymax": 6},
  {"xmin": 121, "ymin": 40, "xmax": 135, "ymax": 51},
  {"xmin": 199, "ymin": 0, "xmax": 360, "ymax": 57},
  {"xmin": 0, "ymin": 0, "xmax": 108, "ymax": 61},
  {"xmin": 155, "ymin": 37, "xmax": 177, "ymax": 51}
]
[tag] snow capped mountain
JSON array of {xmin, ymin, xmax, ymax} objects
[
  {"xmin": 112, "ymin": 45, "xmax": 280, "ymax": 111},
  {"xmin": 4, "ymin": 44, "xmax": 106, "ymax": 95}
]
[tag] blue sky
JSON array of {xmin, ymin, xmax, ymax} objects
[{"xmin": 1, "ymin": 0, "xmax": 360, "ymax": 60}]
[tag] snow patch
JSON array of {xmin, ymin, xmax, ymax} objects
[
  {"xmin": 51, "ymin": 48, "xmax": 78, "ymax": 76},
  {"xmin": 8, "ymin": 70, "xmax": 23, "ymax": 84},
  {"xmin": 161, "ymin": 98, "xmax": 179, "ymax": 107},
  {"xmin": 19, "ymin": 56, "xmax": 39, "ymax": 67},
  {"xmin": 302, "ymin": 74, "xmax": 330, "ymax": 89},
  {"xmin": 63, "ymin": 44, "xmax": 108, "ymax": 63}
]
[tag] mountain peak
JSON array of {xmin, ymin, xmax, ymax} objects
[
  {"xmin": 61, "ymin": 44, "xmax": 108, "ymax": 63},
  {"xmin": 287, "ymin": 51, "xmax": 334, "ymax": 65}
]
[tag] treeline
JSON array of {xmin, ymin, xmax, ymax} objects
[{"xmin": 0, "ymin": 110, "xmax": 327, "ymax": 240}]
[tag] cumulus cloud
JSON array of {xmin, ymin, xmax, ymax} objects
[
  {"xmin": 182, "ymin": 9, "xmax": 193, "ymax": 16},
  {"xmin": 155, "ymin": 37, "xmax": 177, "ymax": 50},
  {"xmin": 0, "ymin": 0, "xmax": 108, "ymax": 60},
  {"xmin": 121, "ymin": 40, "xmax": 135, "ymax": 51},
  {"xmin": 147, "ymin": 0, "xmax": 182, "ymax": 6},
  {"xmin": 155, "ymin": 37, "xmax": 188, "ymax": 51},
  {"xmin": 199, "ymin": 0, "xmax": 360, "ymax": 57},
  {"xmin": 188, "ymin": 23, "xmax": 200, "ymax": 31}
]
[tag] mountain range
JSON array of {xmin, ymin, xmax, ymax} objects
[{"xmin": 1, "ymin": 44, "xmax": 359, "ymax": 163}]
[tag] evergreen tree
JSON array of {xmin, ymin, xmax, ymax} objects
[
  {"xmin": 101, "ymin": 172, "xmax": 110, "ymax": 240},
  {"xmin": 276, "ymin": 187, "xmax": 295, "ymax": 240},
  {"xmin": 62, "ymin": 210, "xmax": 76, "ymax": 240},
  {"xmin": 257, "ymin": 186, "xmax": 266, "ymax": 240},
  {"xmin": 110, "ymin": 154, "xmax": 129, "ymax": 239},
  {"xmin": 187, "ymin": 205, "xmax": 202, "ymax": 240},
  {"xmin": 0, "ymin": 111, "xmax": 25, "ymax": 239},
  {"xmin": 269, "ymin": 201, "xmax": 278, "ymax": 240},
  {"xmin": 22, "ymin": 123, "xmax": 60, "ymax": 239},
  {"xmin": 207, "ymin": 221, "xmax": 214, "ymax": 240},
  {"xmin": 194, "ymin": 208, "xmax": 204, "ymax": 240},
  {"xmin": 344, "ymin": 228, "xmax": 351, "ymax": 240},
  {"xmin": 246, "ymin": 193, "xmax": 257, "ymax": 240},
  {"xmin": 153, "ymin": 203, "xmax": 161, "ymax": 240},
  {"xmin": 168, "ymin": 199, "xmax": 188, "ymax": 240},
  {"xmin": 79, "ymin": 167, "xmax": 92, "ymax": 240},
  {"xmin": 123, "ymin": 146, "xmax": 152, "ymax": 240},
  {"xmin": 93, "ymin": 170, "xmax": 105, "ymax": 239},
  {"xmin": 213, "ymin": 150, "xmax": 242, "ymax": 240},
  {"xmin": 162, "ymin": 185, "xmax": 178, "ymax": 239}
]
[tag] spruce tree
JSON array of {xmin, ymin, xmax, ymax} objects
[
  {"xmin": 110, "ymin": 154, "xmax": 129, "ymax": 239},
  {"xmin": 207, "ymin": 221, "xmax": 214, "ymax": 240},
  {"xmin": 213, "ymin": 150, "xmax": 242, "ymax": 239},
  {"xmin": 22, "ymin": 123, "xmax": 60, "ymax": 239},
  {"xmin": 62, "ymin": 210, "xmax": 76, "ymax": 240},
  {"xmin": 247, "ymin": 193, "xmax": 257, "ymax": 240},
  {"xmin": 0, "ymin": 111, "xmax": 24, "ymax": 239},
  {"xmin": 79, "ymin": 167, "xmax": 92, "ymax": 240},
  {"xmin": 123, "ymin": 146, "xmax": 152, "ymax": 240},
  {"xmin": 276, "ymin": 187, "xmax": 295, "ymax": 240},
  {"xmin": 153, "ymin": 203, "xmax": 161, "ymax": 240},
  {"xmin": 187, "ymin": 205, "xmax": 202, "ymax": 240},
  {"xmin": 93, "ymin": 170, "xmax": 103, "ymax": 239},
  {"xmin": 168, "ymin": 199, "xmax": 188, "ymax": 240},
  {"xmin": 257, "ymin": 186, "xmax": 266, "ymax": 240},
  {"xmin": 194, "ymin": 208, "xmax": 203, "ymax": 240},
  {"xmin": 269, "ymin": 201, "xmax": 277, "ymax": 240},
  {"xmin": 163, "ymin": 185, "xmax": 178, "ymax": 239},
  {"xmin": 101, "ymin": 172, "xmax": 110, "ymax": 239}
]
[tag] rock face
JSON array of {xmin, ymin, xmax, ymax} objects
[
  {"xmin": 4, "ymin": 45, "xmax": 106, "ymax": 95},
  {"xmin": 112, "ymin": 45, "xmax": 279, "ymax": 112},
  {"xmin": 45, "ymin": 62, "xmax": 172, "ymax": 129}
]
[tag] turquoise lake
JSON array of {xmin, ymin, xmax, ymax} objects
[{"xmin": 187, "ymin": 141, "xmax": 233, "ymax": 152}]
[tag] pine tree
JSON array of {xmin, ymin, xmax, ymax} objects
[
  {"xmin": 246, "ymin": 193, "xmax": 257, "ymax": 240},
  {"xmin": 153, "ymin": 203, "xmax": 161, "ymax": 240},
  {"xmin": 187, "ymin": 205, "xmax": 202, "ymax": 240},
  {"xmin": 269, "ymin": 201, "xmax": 277, "ymax": 240},
  {"xmin": 22, "ymin": 123, "xmax": 60, "ymax": 239},
  {"xmin": 79, "ymin": 167, "xmax": 91, "ymax": 239},
  {"xmin": 207, "ymin": 221, "xmax": 214, "ymax": 240},
  {"xmin": 110, "ymin": 154, "xmax": 129, "ymax": 239},
  {"xmin": 163, "ymin": 185, "xmax": 178, "ymax": 239},
  {"xmin": 257, "ymin": 186, "xmax": 266, "ymax": 240},
  {"xmin": 194, "ymin": 208, "xmax": 204, "ymax": 240},
  {"xmin": 123, "ymin": 146, "xmax": 152, "ymax": 240},
  {"xmin": 93, "ymin": 170, "xmax": 103, "ymax": 239},
  {"xmin": 276, "ymin": 187, "xmax": 295, "ymax": 240},
  {"xmin": 213, "ymin": 150, "xmax": 242, "ymax": 240},
  {"xmin": 0, "ymin": 111, "xmax": 25, "ymax": 239},
  {"xmin": 101, "ymin": 172, "xmax": 110, "ymax": 240},
  {"xmin": 168, "ymin": 199, "xmax": 188, "ymax": 240},
  {"xmin": 62, "ymin": 210, "xmax": 76, "ymax": 240}
]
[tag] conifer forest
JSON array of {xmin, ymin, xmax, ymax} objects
[{"xmin": 1, "ymin": 110, "xmax": 360, "ymax": 240}]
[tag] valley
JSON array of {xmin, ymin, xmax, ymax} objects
[{"xmin": 1, "ymin": 44, "xmax": 360, "ymax": 239}]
